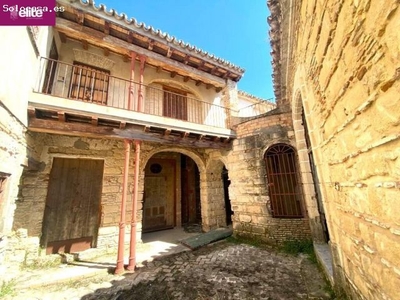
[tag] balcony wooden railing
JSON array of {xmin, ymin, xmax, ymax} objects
[{"xmin": 34, "ymin": 57, "xmax": 232, "ymax": 129}]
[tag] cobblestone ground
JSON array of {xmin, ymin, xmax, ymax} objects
[{"xmin": 9, "ymin": 241, "xmax": 334, "ymax": 300}]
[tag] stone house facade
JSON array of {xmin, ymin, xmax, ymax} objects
[
  {"xmin": 2, "ymin": 0, "xmax": 322, "ymax": 283},
  {"xmin": 268, "ymin": 0, "xmax": 400, "ymax": 299}
]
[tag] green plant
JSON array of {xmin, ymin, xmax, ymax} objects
[
  {"xmin": 0, "ymin": 280, "xmax": 16, "ymax": 298},
  {"xmin": 280, "ymin": 240, "xmax": 317, "ymax": 263}
]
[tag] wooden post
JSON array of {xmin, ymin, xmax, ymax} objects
[
  {"xmin": 115, "ymin": 139, "xmax": 131, "ymax": 274},
  {"xmin": 137, "ymin": 55, "xmax": 146, "ymax": 112},
  {"xmin": 127, "ymin": 140, "xmax": 141, "ymax": 271},
  {"xmin": 128, "ymin": 52, "xmax": 137, "ymax": 111}
]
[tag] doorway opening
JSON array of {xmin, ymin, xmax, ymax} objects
[
  {"xmin": 142, "ymin": 152, "xmax": 201, "ymax": 233},
  {"xmin": 41, "ymin": 158, "xmax": 104, "ymax": 254},
  {"xmin": 222, "ymin": 166, "xmax": 232, "ymax": 225}
]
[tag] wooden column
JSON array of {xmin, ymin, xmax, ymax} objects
[
  {"xmin": 115, "ymin": 139, "xmax": 131, "ymax": 274},
  {"xmin": 127, "ymin": 140, "xmax": 141, "ymax": 271},
  {"xmin": 128, "ymin": 52, "xmax": 137, "ymax": 111},
  {"xmin": 137, "ymin": 55, "xmax": 146, "ymax": 112}
]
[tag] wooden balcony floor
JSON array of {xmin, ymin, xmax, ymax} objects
[{"xmin": 28, "ymin": 94, "xmax": 235, "ymax": 149}]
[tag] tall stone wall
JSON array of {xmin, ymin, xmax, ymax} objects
[
  {"xmin": 291, "ymin": 1, "xmax": 400, "ymax": 299},
  {"xmin": 229, "ymin": 111, "xmax": 311, "ymax": 244}
]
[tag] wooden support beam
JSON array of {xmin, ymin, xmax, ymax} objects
[
  {"xmin": 143, "ymin": 126, "xmax": 150, "ymax": 132},
  {"xmin": 55, "ymin": 17, "xmax": 226, "ymax": 88},
  {"xmin": 147, "ymin": 39, "xmax": 154, "ymax": 51},
  {"xmin": 183, "ymin": 76, "xmax": 190, "ymax": 82},
  {"xmin": 127, "ymin": 32, "xmax": 133, "ymax": 43},
  {"xmin": 183, "ymin": 55, "xmax": 190, "ymax": 65},
  {"xmin": 166, "ymin": 48, "xmax": 172, "ymax": 58},
  {"xmin": 216, "ymin": 87, "xmax": 223, "ymax": 93},
  {"xmin": 103, "ymin": 48, "xmax": 110, "ymax": 56},
  {"xmin": 57, "ymin": 112, "xmax": 65, "ymax": 122},
  {"xmin": 28, "ymin": 108, "xmax": 36, "ymax": 118},
  {"xmin": 223, "ymin": 138, "xmax": 231, "ymax": 143},
  {"xmin": 104, "ymin": 21, "xmax": 110, "ymax": 35},
  {"xmin": 223, "ymin": 71, "xmax": 231, "ymax": 79},
  {"xmin": 164, "ymin": 129, "xmax": 171, "ymax": 136},
  {"xmin": 170, "ymin": 71, "xmax": 177, "ymax": 78},
  {"xmin": 206, "ymin": 84, "xmax": 213, "ymax": 90},
  {"xmin": 76, "ymin": 11, "xmax": 85, "ymax": 25},
  {"xmin": 123, "ymin": 55, "xmax": 130, "ymax": 62},
  {"xmin": 28, "ymin": 118, "xmax": 232, "ymax": 149},
  {"xmin": 210, "ymin": 67, "xmax": 218, "ymax": 75},
  {"xmin": 198, "ymin": 134, "xmax": 204, "ymax": 141},
  {"xmin": 91, "ymin": 117, "xmax": 98, "ymax": 126},
  {"xmin": 119, "ymin": 122, "xmax": 126, "ymax": 129},
  {"xmin": 213, "ymin": 137, "xmax": 220, "ymax": 142},
  {"xmin": 59, "ymin": 32, "xmax": 67, "ymax": 43},
  {"xmin": 195, "ymin": 80, "xmax": 201, "ymax": 87},
  {"xmin": 182, "ymin": 132, "xmax": 189, "ymax": 139},
  {"xmin": 82, "ymin": 40, "xmax": 88, "ymax": 50},
  {"xmin": 156, "ymin": 66, "xmax": 162, "ymax": 73}
]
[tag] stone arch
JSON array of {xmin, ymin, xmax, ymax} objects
[
  {"xmin": 292, "ymin": 67, "xmax": 328, "ymax": 243},
  {"xmin": 141, "ymin": 146, "xmax": 206, "ymax": 173}
]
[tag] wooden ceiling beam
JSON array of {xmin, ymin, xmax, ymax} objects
[
  {"xmin": 170, "ymin": 71, "xmax": 177, "ymax": 78},
  {"xmin": 156, "ymin": 66, "xmax": 163, "ymax": 73},
  {"xmin": 104, "ymin": 21, "xmax": 110, "ymax": 35},
  {"xmin": 103, "ymin": 48, "xmax": 109, "ymax": 56},
  {"xmin": 91, "ymin": 117, "xmax": 98, "ymax": 126},
  {"xmin": 182, "ymin": 132, "xmax": 189, "ymax": 139},
  {"xmin": 164, "ymin": 129, "xmax": 171, "ymax": 136},
  {"xmin": 148, "ymin": 39, "xmax": 154, "ymax": 51},
  {"xmin": 57, "ymin": 112, "xmax": 65, "ymax": 122},
  {"xmin": 58, "ymin": 32, "xmax": 67, "ymax": 43},
  {"xmin": 82, "ymin": 40, "xmax": 89, "ymax": 50},
  {"xmin": 56, "ymin": 17, "xmax": 226, "ymax": 87},
  {"xmin": 183, "ymin": 76, "xmax": 190, "ymax": 82},
  {"xmin": 195, "ymin": 80, "xmax": 201, "ymax": 87},
  {"xmin": 119, "ymin": 122, "xmax": 126, "ymax": 129},
  {"xmin": 166, "ymin": 47, "xmax": 173, "ymax": 58},
  {"xmin": 28, "ymin": 118, "xmax": 231, "ymax": 149}
]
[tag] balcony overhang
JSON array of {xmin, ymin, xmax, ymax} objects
[{"xmin": 28, "ymin": 93, "xmax": 235, "ymax": 149}]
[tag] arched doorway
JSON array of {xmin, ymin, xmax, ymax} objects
[
  {"xmin": 142, "ymin": 152, "xmax": 201, "ymax": 232},
  {"xmin": 264, "ymin": 144, "xmax": 304, "ymax": 218}
]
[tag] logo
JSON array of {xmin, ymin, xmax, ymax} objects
[{"xmin": 1, "ymin": 1, "xmax": 64, "ymax": 26}]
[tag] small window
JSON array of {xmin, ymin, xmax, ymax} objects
[
  {"xmin": 69, "ymin": 62, "xmax": 110, "ymax": 105},
  {"xmin": 264, "ymin": 144, "xmax": 304, "ymax": 218},
  {"xmin": 163, "ymin": 86, "xmax": 188, "ymax": 121}
]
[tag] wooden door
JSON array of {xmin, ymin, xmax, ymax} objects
[
  {"xmin": 143, "ymin": 159, "xmax": 176, "ymax": 232},
  {"xmin": 41, "ymin": 158, "xmax": 104, "ymax": 254}
]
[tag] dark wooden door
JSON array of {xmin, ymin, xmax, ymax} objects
[
  {"xmin": 41, "ymin": 158, "xmax": 104, "ymax": 254},
  {"xmin": 143, "ymin": 159, "xmax": 176, "ymax": 232}
]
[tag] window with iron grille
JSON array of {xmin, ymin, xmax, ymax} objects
[
  {"xmin": 163, "ymin": 86, "xmax": 188, "ymax": 121},
  {"xmin": 69, "ymin": 62, "xmax": 110, "ymax": 105},
  {"xmin": 264, "ymin": 144, "xmax": 304, "ymax": 218}
]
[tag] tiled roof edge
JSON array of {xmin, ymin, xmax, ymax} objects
[{"xmin": 73, "ymin": 0, "xmax": 245, "ymax": 74}]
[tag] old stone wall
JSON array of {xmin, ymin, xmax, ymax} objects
[
  {"xmin": 13, "ymin": 133, "xmax": 142, "ymax": 251},
  {"xmin": 290, "ymin": 1, "xmax": 400, "ymax": 299},
  {"xmin": 228, "ymin": 111, "xmax": 311, "ymax": 244}
]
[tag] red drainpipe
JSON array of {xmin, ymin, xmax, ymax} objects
[
  {"xmin": 128, "ymin": 52, "xmax": 137, "ymax": 111},
  {"xmin": 137, "ymin": 55, "xmax": 146, "ymax": 112},
  {"xmin": 127, "ymin": 140, "xmax": 141, "ymax": 271},
  {"xmin": 115, "ymin": 139, "xmax": 131, "ymax": 274}
]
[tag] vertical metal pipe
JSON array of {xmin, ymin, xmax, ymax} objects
[
  {"xmin": 137, "ymin": 55, "xmax": 146, "ymax": 112},
  {"xmin": 128, "ymin": 52, "xmax": 137, "ymax": 111},
  {"xmin": 127, "ymin": 140, "xmax": 141, "ymax": 271},
  {"xmin": 115, "ymin": 139, "xmax": 131, "ymax": 274}
]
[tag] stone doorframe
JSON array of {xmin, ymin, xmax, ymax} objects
[
  {"xmin": 140, "ymin": 146, "xmax": 214, "ymax": 231},
  {"xmin": 292, "ymin": 66, "xmax": 328, "ymax": 243}
]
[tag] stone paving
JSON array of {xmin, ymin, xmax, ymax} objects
[{"xmin": 6, "ymin": 241, "xmax": 334, "ymax": 300}]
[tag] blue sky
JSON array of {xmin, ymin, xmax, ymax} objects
[{"xmin": 103, "ymin": 1, "xmax": 273, "ymax": 100}]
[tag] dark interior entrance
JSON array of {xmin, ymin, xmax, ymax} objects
[
  {"xmin": 41, "ymin": 158, "xmax": 104, "ymax": 254},
  {"xmin": 222, "ymin": 166, "xmax": 232, "ymax": 225}
]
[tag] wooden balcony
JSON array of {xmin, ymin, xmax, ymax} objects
[{"xmin": 29, "ymin": 58, "xmax": 236, "ymax": 149}]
